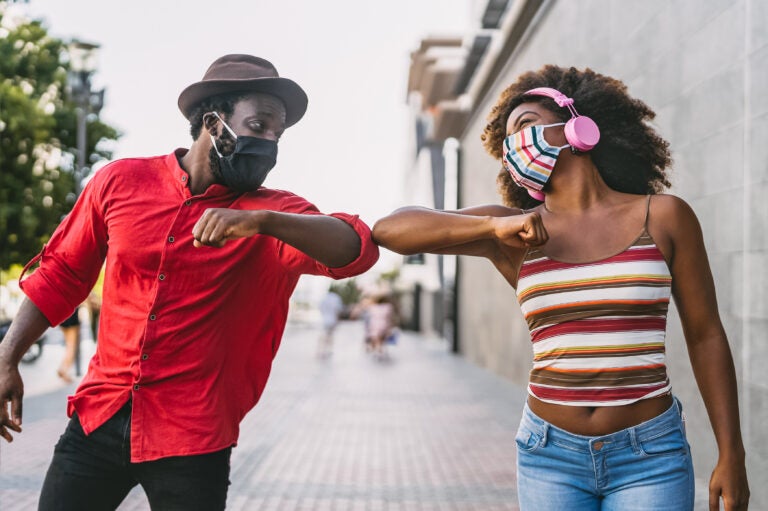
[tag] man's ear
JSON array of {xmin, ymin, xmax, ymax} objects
[{"xmin": 203, "ymin": 112, "xmax": 219, "ymax": 135}]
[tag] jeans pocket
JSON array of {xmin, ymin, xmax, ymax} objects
[
  {"xmin": 54, "ymin": 413, "xmax": 83, "ymax": 451},
  {"xmin": 515, "ymin": 424, "xmax": 543, "ymax": 453},
  {"xmin": 639, "ymin": 426, "xmax": 688, "ymax": 457}
]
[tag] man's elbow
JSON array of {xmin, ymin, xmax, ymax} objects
[
  {"xmin": 337, "ymin": 234, "xmax": 362, "ymax": 267},
  {"xmin": 324, "ymin": 220, "xmax": 366, "ymax": 269}
]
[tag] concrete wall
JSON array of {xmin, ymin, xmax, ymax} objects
[{"xmin": 456, "ymin": 0, "xmax": 767, "ymax": 506}]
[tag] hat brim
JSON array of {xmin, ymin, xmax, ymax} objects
[{"xmin": 178, "ymin": 77, "xmax": 308, "ymax": 127}]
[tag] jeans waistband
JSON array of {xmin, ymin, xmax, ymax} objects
[{"xmin": 520, "ymin": 397, "xmax": 684, "ymax": 454}]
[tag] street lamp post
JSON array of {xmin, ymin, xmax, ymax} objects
[
  {"xmin": 67, "ymin": 40, "xmax": 105, "ymax": 197},
  {"xmin": 66, "ymin": 40, "xmax": 104, "ymax": 376}
]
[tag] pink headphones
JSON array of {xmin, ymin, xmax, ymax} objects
[{"xmin": 524, "ymin": 87, "xmax": 600, "ymax": 151}]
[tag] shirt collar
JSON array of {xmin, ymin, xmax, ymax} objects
[{"xmin": 168, "ymin": 148, "xmax": 236, "ymax": 199}]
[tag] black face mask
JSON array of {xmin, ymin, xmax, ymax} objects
[{"xmin": 209, "ymin": 112, "xmax": 278, "ymax": 193}]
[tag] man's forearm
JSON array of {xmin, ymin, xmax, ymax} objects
[
  {"xmin": 0, "ymin": 298, "xmax": 51, "ymax": 366},
  {"xmin": 259, "ymin": 211, "xmax": 361, "ymax": 268}
]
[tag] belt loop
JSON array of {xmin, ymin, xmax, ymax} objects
[
  {"xmin": 540, "ymin": 423, "xmax": 549, "ymax": 447},
  {"xmin": 674, "ymin": 396, "xmax": 684, "ymax": 415},
  {"xmin": 629, "ymin": 428, "xmax": 641, "ymax": 455}
]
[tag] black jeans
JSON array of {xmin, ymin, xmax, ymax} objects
[{"xmin": 38, "ymin": 402, "xmax": 231, "ymax": 511}]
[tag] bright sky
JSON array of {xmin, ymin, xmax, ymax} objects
[{"xmin": 14, "ymin": 0, "xmax": 473, "ymax": 278}]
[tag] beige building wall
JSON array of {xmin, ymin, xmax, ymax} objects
[{"xmin": 455, "ymin": 0, "xmax": 767, "ymax": 506}]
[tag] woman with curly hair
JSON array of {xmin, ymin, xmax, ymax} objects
[{"xmin": 373, "ymin": 65, "xmax": 749, "ymax": 510}]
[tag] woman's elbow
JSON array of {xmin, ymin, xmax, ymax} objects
[
  {"xmin": 371, "ymin": 217, "xmax": 392, "ymax": 246},
  {"xmin": 372, "ymin": 217, "xmax": 411, "ymax": 255}
]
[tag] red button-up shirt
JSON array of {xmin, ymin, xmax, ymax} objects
[{"xmin": 20, "ymin": 149, "xmax": 379, "ymax": 462}]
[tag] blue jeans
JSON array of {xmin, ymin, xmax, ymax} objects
[
  {"xmin": 516, "ymin": 397, "xmax": 694, "ymax": 511},
  {"xmin": 38, "ymin": 402, "xmax": 231, "ymax": 511}
]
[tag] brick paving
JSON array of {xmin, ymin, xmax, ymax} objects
[
  {"xmin": 0, "ymin": 319, "xmax": 715, "ymax": 510},
  {"xmin": 0, "ymin": 320, "xmax": 526, "ymax": 510}
]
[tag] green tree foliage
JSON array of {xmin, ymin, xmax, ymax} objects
[
  {"xmin": 0, "ymin": 3, "xmax": 120, "ymax": 267},
  {"xmin": 329, "ymin": 278, "xmax": 362, "ymax": 306}
]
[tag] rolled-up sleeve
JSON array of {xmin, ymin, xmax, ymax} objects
[
  {"xmin": 19, "ymin": 176, "xmax": 108, "ymax": 326},
  {"xmin": 269, "ymin": 192, "xmax": 379, "ymax": 279},
  {"xmin": 314, "ymin": 212, "xmax": 379, "ymax": 279}
]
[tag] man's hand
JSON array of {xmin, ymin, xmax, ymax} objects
[
  {"xmin": 0, "ymin": 299, "xmax": 50, "ymax": 442},
  {"xmin": 192, "ymin": 208, "xmax": 262, "ymax": 248},
  {"xmin": 0, "ymin": 361, "xmax": 23, "ymax": 442},
  {"xmin": 492, "ymin": 212, "xmax": 548, "ymax": 248}
]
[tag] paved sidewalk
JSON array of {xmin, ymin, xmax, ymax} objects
[
  {"xmin": 0, "ymin": 319, "xmax": 714, "ymax": 510},
  {"xmin": 1, "ymin": 320, "xmax": 526, "ymax": 510}
]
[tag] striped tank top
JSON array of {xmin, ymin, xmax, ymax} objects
[{"xmin": 516, "ymin": 217, "xmax": 672, "ymax": 407}]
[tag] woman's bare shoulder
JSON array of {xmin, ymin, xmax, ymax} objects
[
  {"xmin": 648, "ymin": 193, "xmax": 705, "ymax": 265},
  {"xmin": 650, "ymin": 193, "xmax": 699, "ymax": 228}
]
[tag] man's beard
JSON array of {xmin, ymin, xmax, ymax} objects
[
  {"xmin": 208, "ymin": 147, "xmax": 225, "ymax": 183},
  {"xmin": 209, "ymin": 136, "xmax": 236, "ymax": 184}
]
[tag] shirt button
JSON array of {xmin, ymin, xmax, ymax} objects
[
  {"xmin": 141, "ymin": 354, "xmax": 149, "ymax": 360},
  {"xmin": 133, "ymin": 384, "xmax": 140, "ymax": 391},
  {"xmin": 168, "ymin": 236, "xmax": 175, "ymax": 243},
  {"xmin": 185, "ymin": 200, "xmax": 192, "ymax": 206},
  {"xmin": 158, "ymin": 274, "xmax": 166, "ymax": 281},
  {"xmin": 149, "ymin": 314, "xmax": 156, "ymax": 321},
  {"xmin": 181, "ymin": 175, "xmax": 187, "ymax": 182}
]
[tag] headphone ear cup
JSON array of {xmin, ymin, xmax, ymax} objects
[{"xmin": 564, "ymin": 116, "xmax": 600, "ymax": 151}]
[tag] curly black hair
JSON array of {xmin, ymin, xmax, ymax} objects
[
  {"xmin": 481, "ymin": 65, "xmax": 672, "ymax": 209},
  {"xmin": 187, "ymin": 92, "xmax": 252, "ymax": 141}
]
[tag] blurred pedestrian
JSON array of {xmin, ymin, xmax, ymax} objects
[
  {"xmin": 365, "ymin": 294, "xmax": 396, "ymax": 358},
  {"xmin": 373, "ymin": 65, "xmax": 749, "ymax": 510},
  {"xmin": 317, "ymin": 289, "xmax": 343, "ymax": 358},
  {"xmin": 86, "ymin": 291, "xmax": 101, "ymax": 343},
  {"xmin": 0, "ymin": 54, "xmax": 378, "ymax": 510},
  {"xmin": 56, "ymin": 308, "xmax": 81, "ymax": 384},
  {"xmin": 350, "ymin": 294, "xmax": 374, "ymax": 351}
]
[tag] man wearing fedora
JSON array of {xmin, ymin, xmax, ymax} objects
[{"xmin": 0, "ymin": 54, "xmax": 379, "ymax": 510}]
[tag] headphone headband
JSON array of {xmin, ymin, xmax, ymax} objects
[
  {"xmin": 521, "ymin": 87, "xmax": 600, "ymax": 152},
  {"xmin": 524, "ymin": 87, "xmax": 574, "ymax": 108}
]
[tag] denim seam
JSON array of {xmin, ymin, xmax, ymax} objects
[
  {"xmin": 637, "ymin": 422, "xmax": 683, "ymax": 443},
  {"xmin": 590, "ymin": 450, "xmax": 600, "ymax": 492},
  {"xmin": 549, "ymin": 439, "xmax": 587, "ymax": 453},
  {"xmin": 638, "ymin": 427, "xmax": 689, "ymax": 458}
]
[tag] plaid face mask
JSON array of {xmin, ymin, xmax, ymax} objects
[{"xmin": 502, "ymin": 123, "xmax": 568, "ymax": 201}]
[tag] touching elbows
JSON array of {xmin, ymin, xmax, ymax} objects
[{"xmin": 372, "ymin": 211, "xmax": 415, "ymax": 256}]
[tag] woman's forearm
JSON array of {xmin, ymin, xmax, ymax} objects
[
  {"xmin": 687, "ymin": 331, "xmax": 745, "ymax": 457},
  {"xmin": 372, "ymin": 207, "xmax": 498, "ymax": 255}
]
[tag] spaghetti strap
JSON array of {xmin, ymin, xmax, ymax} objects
[{"xmin": 644, "ymin": 194, "xmax": 652, "ymax": 231}]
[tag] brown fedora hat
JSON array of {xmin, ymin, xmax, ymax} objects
[{"xmin": 177, "ymin": 54, "xmax": 308, "ymax": 127}]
